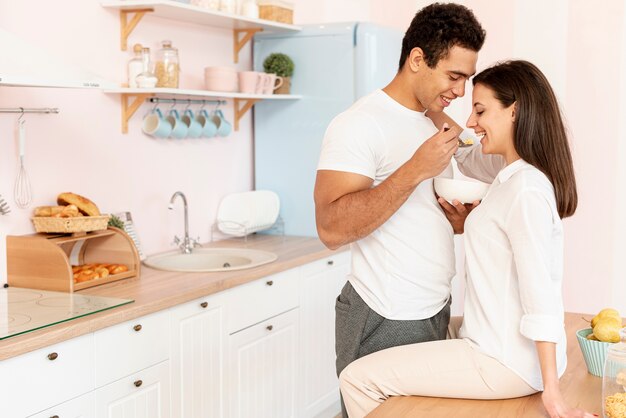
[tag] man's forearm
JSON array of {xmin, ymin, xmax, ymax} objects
[{"xmin": 317, "ymin": 166, "xmax": 424, "ymax": 249}]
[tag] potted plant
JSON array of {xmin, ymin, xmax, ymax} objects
[{"xmin": 263, "ymin": 52, "xmax": 294, "ymax": 94}]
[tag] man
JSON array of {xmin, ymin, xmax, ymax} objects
[{"xmin": 313, "ymin": 3, "xmax": 486, "ymax": 414}]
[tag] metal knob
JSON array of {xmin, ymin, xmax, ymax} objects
[
  {"xmin": 134, "ymin": 379, "xmax": 143, "ymax": 387},
  {"xmin": 266, "ymin": 280, "xmax": 274, "ymax": 286},
  {"xmin": 200, "ymin": 301, "xmax": 208, "ymax": 308},
  {"xmin": 133, "ymin": 324, "xmax": 142, "ymax": 332},
  {"xmin": 47, "ymin": 352, "xmax": 58, "ymax": 361},
  {"xmin": 327, "ymin": 260, "xmax": 334, "ymax": 266},
  {"xmin": 266, "ymin": 325, "xmax": 273, "ymax": 331},
  {"xmin": 50, "ymin": 415, "xmax": 59, "ymax": 418}
]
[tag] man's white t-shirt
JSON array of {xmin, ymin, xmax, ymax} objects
[{"xmin": 317, "ymin": 89, "xmax": 454, "ymax": 320}]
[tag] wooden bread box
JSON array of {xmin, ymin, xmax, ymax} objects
[{"xmin": 7, "ymin": 227, "xmax": 140, "ymax": 292}]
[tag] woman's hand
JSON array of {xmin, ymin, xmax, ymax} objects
[
  {"xmin": 541, "ymin": 385, "xmax": 598, "ymax": 418},
  {"xmin": 437, "ymin": 197, "xmax": 479, "ymax": 234}
]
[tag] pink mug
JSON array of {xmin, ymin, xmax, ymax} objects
[{"xmin": 238, "ymin": 71, "xmax": 263, "ymax": 94}]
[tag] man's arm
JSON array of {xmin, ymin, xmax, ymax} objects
[{"xmin": 314, "ymin": 126, "xmax": 459, "ymax": 250}]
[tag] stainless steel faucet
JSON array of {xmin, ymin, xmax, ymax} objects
[{"xmin": 168, "ymin": 191, "xmax": 199, "ymax": 254}]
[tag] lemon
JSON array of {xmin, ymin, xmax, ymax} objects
[{"xmin": 594, "ymin": 320, "xmax": 621, "ymax": 343}]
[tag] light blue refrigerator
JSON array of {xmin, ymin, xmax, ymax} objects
[{"xmin": 253, "ymin": 23, "xmax": 402, "ymax": 237}]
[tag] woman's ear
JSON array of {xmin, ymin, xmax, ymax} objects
[{"xmin": 511, "ymin": 102, "xmax": 517, "ymax": 123}]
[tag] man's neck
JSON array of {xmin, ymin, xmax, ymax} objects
[{"xmin": 382, "ymin": 74, "xmax": 426, "ymax": 112}]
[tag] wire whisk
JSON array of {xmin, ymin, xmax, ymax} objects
[{"xmin": 14, "ymin": 110, "xmax": 33, "ymax": 209}]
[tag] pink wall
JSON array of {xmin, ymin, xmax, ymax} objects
[
  {"xmin": 320, "ymin": 0, "xmax": 626, "ymax": 315},
  {"xmin": 0, "ymin": 0, "xmax": 256, "ymax": 279},
  {"xmin": 1, "ymin": 1, "xmax": 624, "ymax": 316}
]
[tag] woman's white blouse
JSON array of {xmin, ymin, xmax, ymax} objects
[{"xmin": 459, "ymin": 159, "xmax": 567, "ymax": 390}]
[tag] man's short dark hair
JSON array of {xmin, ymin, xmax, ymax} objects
[{"xmin": 399, "ymin": 3, "xmax": 486, "ymax": 70}]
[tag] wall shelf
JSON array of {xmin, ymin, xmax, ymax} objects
[
  {"xmin": 104, "ymin": 88, "xmax": 301, "ymax": 133},
  {"xmin": 101, "ymin": 0, "xmax": 301, "ymax": 61}
]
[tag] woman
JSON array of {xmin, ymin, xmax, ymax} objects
[{"xmin": 339, "ymin": 60, "xmax": 596, "ymax": 418}]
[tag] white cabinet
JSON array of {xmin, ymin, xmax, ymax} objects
[
  {"xmin": 94, "ymin": 310, "xmax": 170, "ymax": 387},
  {"xmin": 95, "ymin": 360, "xmax": 170, "ymax": 418},
  {"xmin": 227, "ymin": 309, "xmax": 299, "ymax": 418},
  {"xmin": 225, "ymin": 267, "xmax": 299, "ymax": 334},
  {"xmin": 170, "ymin": 295, "xmax": 225, "ymax": 418},
  {"xmin": 0, "ymin": 250, "xmax": 348, "ymax": 418},
  {"xmin": 0, "ymin": 333, "xmax": 94, "ymax": 418},
  {"xmin": 299, "ymin": 252, "xmax": 350, "ymax": 417},
  {"xmin": 27, "ymin": 392, "xmax": 95, "ymax": 418}
]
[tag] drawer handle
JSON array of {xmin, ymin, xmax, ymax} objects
[
  {"xmin": 133, "ymin": 324, "xmax": 142, "ymax": 332},
  {"xmin": 266, "ymin": 280, "xmax": 274, "ymax": 286},
  {"xmin": 327, "ymin": 260, "xmax": 334, "ymax": 266},
  {"xmin": 47, "ymin": 352, "xmax": 58, "ymax": 361},
  {"xmin": 266, "ymin": 325, "xmax": 273, "ymax": 331},
  {"xmin": 134, "ymin": 379, "xmax": 143, "ymax": 387},
  {"xmin": 51, "ymin": 416, "xmax": 60, "ymax": 418},
  {"xmin": 200, "ymin": 301, "xmax": 208, "ymax": 308}
]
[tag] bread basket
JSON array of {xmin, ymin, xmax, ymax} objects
[{"xmin": 32, "ymin": 215, "xmax": 110, "ymax": 233}]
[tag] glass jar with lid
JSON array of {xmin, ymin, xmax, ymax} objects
[
  {"xmin": 135, "ymin": 47, "xmax": 158, "ymax": 88},
  {"xmin": 603, "ymin": 327, "xmax": 626, "ymax": 418},
  {"xmin": 155, "ymin": 40, "xmax": 180, "ymax": 88}
]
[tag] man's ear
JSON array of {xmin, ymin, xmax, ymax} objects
[{"xmin": 408, "ymin": 47, "xmax": 425, "ymax": 72}]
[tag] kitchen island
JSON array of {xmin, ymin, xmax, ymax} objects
[{"xmin": 367, "ymin": 313, "xmax": 604, "ymax": 417}]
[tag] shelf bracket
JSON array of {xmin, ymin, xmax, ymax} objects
[
  {"xmin": 233, "ymin": 98, "xmax": 260, "ymax": 131},
  {"xmin": 121, "ymin": 93, "xmax": 153, "ymax": 134},
  {"xmin": 233, "ymin": 28, "xmax": 263, "ymax": 63},
  {"xmin": 119, "ymin": 8, "xmax": 153, "ymax": 51}
]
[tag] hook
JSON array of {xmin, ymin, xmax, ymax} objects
[
  {"xmin": 169, "ymin": 98, "xmax": 177, "ymax": 110},
  {"xmin": 18, "ymin": 107, "xmax": 25, "ymax": 124},
  {"xmin": 150, "ymin": 98, "xmax": 158, "ymax": 112},
  {"xmin": 184, "ymin": 99, "xmax": 191, "ymax": 111}
]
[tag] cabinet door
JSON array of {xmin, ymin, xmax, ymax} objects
[
  {"xmin": 27, "ymin": 392, "xmax": 95, "ymax": 418},
  {"xmin": 170, "ymin": 295, "xmax": 224, "ymax": 418},
  {"xmin": 227, "ymin": 309, "xmax": 299, "ymax": 418},
  {"xmin": 95, "ymin": 360, "xmax": 170, "ymax": 418},
  {"xmin": 0, "ymin": 333, "xmax": 95, "ymax": 418},
  {"xmin": 299, "ymin": 251, "xmax": 350, "ymax": 417}
]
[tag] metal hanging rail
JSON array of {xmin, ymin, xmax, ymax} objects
[
  {"xmin": 147, "ymin": 98, "xmax": 227, "ymax": 106},
  {"xmin": 0, "ymin": 107, "xmax": 60, "ymax": 114}
]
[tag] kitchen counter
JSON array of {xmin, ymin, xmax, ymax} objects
[
  {"xmin": 367, "ymin": 313, "xmax": 604, "ymax": 418},
  {"xmin": 0, "ymin": 235, "xmax": 341, "ymax": 361}
]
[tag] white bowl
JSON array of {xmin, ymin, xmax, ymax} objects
[{"xmin": 434, "ymin": 177, "xmax": 490, "ymax": 204}]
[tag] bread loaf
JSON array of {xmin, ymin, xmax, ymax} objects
[
  {"xmin": 34, "ymin": 204, "xmax": 80, "ymax": 218},
  {"xmin": 57, "ymin": 192, "xmax": 101, "ymax": 216}
]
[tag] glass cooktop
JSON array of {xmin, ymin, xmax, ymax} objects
[{"xmin": 0, "ymin": 287, "xmax": 133, "ymax": 340}]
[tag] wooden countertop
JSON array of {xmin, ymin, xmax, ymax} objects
[
  {"xmin": 0, "ymin": 235, "xmax": 341, "ymax": 361},
  {"xmin": 367, "ymin": 313, "xmax": 604, "ymax": 418}
]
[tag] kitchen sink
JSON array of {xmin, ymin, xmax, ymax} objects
[{"xmin": 143, "ymin": 247, "xmax": 278, "ymax": 272}]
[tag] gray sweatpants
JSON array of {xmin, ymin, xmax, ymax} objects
[{"xmin": 335, "ymin": 281, "xmax": 451, "ymax": 417}]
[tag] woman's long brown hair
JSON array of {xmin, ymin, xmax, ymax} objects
[{"xmin": 473, "ymin": 60, "xmax": 577, "ymax": 218}]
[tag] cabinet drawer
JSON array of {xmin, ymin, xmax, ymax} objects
[
  {"xmin": 0, "ymin": 333, "xmax": 94, "ymax": 418},
  {"xmin": 95, "ymin": 360, "xmax": 170, "ymax": 418},
  {"xmin": 299, "ymin": 251, "xmax": 350, "ymax": 277},
  {"xmin": 94, "ymin": 309, "xmax": 170, "ymax": 387},
  {"xmin": 27, "ymin": 392, "xmax": 95, "ymax": 418},
  {"xmin": 225, "ymin": 269, "xmax": 299, "ymax": 333}
]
